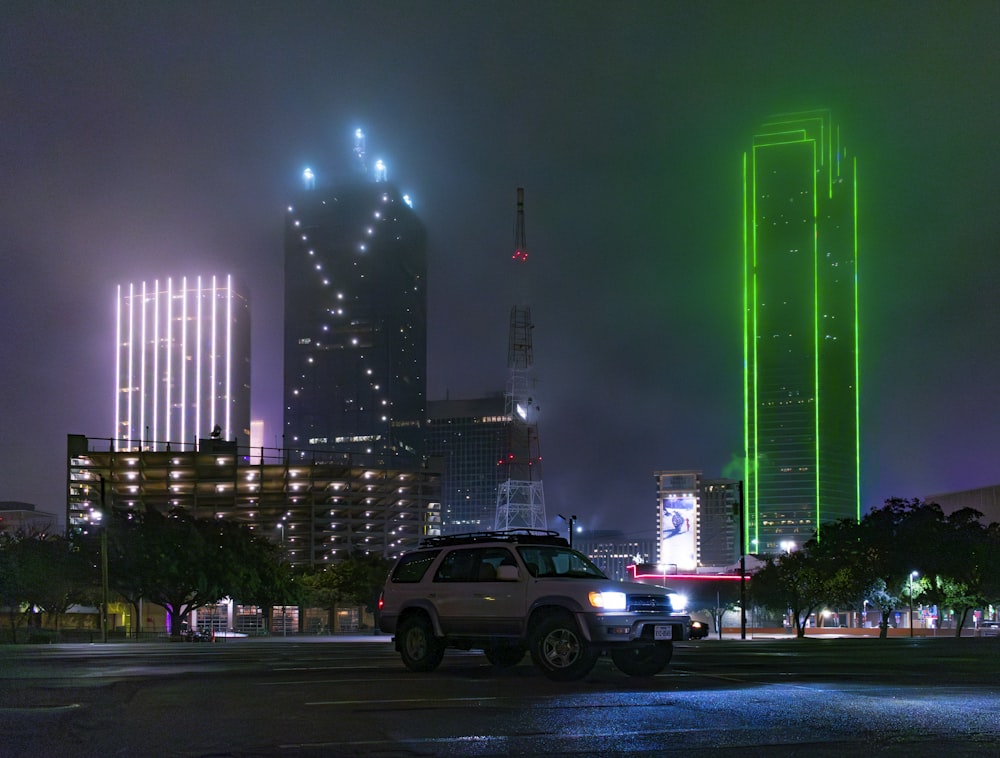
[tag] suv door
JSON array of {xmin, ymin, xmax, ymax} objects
[{"xmin": 431, "ymin": 546, "xmax": 527, "ymax": 637}]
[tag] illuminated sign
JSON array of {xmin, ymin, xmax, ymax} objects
[{"xmin": 659, "ymin": 493, "xmax": 697, "ymax": 571}]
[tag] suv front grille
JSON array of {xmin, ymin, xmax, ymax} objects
[{"xmin": 627, "ymin": 594, "xmax": 672, "ymax": 613}]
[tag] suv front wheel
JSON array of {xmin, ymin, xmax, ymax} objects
[
  {"xmin": 530, "ymin": 613, "xmax": 599, "ymax": 681},
  {"xmin": 398, "ymin": 614, "xmax": 445, "ymax": 672}
]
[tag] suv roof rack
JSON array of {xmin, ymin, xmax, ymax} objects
[{"xmin": 418, "ymin": 529, "xmax": 568, "ymax": 548}]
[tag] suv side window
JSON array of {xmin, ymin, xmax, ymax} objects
[
  {"xmin": 391, "ymin": 549, "xmax": 441, "ymax": 583},
  {"xmin": 517, "ymin": 546, "xmax": 606, "ymax": 578},
  {"xmin": 433, "ymin": 547, "xmax": 517, "ymax": 583}
]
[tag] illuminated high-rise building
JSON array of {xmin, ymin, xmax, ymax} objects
[
  {"xmin": 655, "ymin": 470, "xmax": 701, "ymax": 572},
  {"xmin": 114, "ymin": 275, "xmax": 251, "ymax": 451},
  {"xmin": 283, "ymin": 154, "xmax": 427, "ymax": 458},
  {"xmin": 742, "ymin": 110, "xmax": 860, "ymax": 554}
]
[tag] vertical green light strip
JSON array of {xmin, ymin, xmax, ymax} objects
[
  {"xmin": 742, "ymin": 151, "xmax": 752, "ymax": 553},
  {"xmin": 826, "ymin": 114, "xmax": 832, "ymax": 199},
  {"xmin": 853, "ymin": 156, "xmax": 861, "ymax": 521},
  {"xmin": 750, "ymin": 147, "xmax": 761, "ymax": 550},
  {"xmin": 812, "ymin": 138, "xmax": 822, "ymax": 539},
  {"xmin": 835, "ymin": 124, "xmax": 841, "ymax": 184}
]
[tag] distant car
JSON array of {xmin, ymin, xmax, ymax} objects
[
  {"xmin": 660, "ymin": 593, "xmax": 711, "ymax": 640},
  {"xmin": 379, "ymin": 529, "xmax": 691, "ymax": 680},
  {"xmin": 689, "ymin": 619, "xmax": 710, "ymax": 639}
]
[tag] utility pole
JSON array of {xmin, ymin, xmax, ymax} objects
[
  {"xmin": 558, "ymin": 514, "xmax": 577, "ymax": 547},
  {"xmin": 99, "ymin": 475, "xmax": 109, "ymax": 643},
  {"xmin": 739, "ymin": 480, "xmax": 747, "ymax": 640}
]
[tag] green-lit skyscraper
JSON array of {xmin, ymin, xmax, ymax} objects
[{"xmin": 743, "ymin": 110, "xmax": 860, "ymax": 554}]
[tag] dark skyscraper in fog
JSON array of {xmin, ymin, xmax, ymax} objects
[
  {"xmin": 742, "ymin": 110, "xmax": 860, "ymax": 554},
  {"xmin": 283, "ymin": 161, "xmax": 427, "ymax": 458},
  {"xmin": 425, "ymin": 395, "xmax": 507, "ymax": 534}
]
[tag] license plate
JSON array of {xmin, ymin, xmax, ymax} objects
[{"xmin": 654, "ymin": 625, "xmax": 671, "ymax": 640}]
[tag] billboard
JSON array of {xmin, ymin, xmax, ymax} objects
[{"xmin": 659, "ymin": 494, "xmax": 697, "ymax": 571}]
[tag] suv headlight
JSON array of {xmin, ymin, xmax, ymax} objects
[
  {"xmin": 669, "ymin": 593, "xmax": 688, "ymax": 611},
  {"xmin": 589, "ymin": 591, "xmax": 627, "ymax": 611}
]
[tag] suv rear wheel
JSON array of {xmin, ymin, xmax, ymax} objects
[
  {"xmin": 610, "ymin": 642, "xmax": 672, "ymax": 677},
  {"xmin": 530, "ymin": 613, "xmax": 599, "ymax": 681},
  {"xmin": 398, "ymin": 614, "xmax": 444, "ymax": 672}
]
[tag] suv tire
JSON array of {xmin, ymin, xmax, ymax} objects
[
  {"xmin": 530, "ymin": 613, "xmax": 599, "ymax": 681},
  {"xmin": 610, "ymin": 642, "xmax": 672, "ymax": 677},
  {"xmin": 398, "ymin": 614, "xmax": 444, "ymax": 672}
]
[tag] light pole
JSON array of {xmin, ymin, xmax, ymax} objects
[
  {"xmin": 558, "ymin": 514, "xmax": 577, "ymax": 548},
  {"xmin": 738, "ymin": 481, "xmax": 746, "ymax": 640},
  {"xmin": 276, "ymin": 523, "xmax": 286, "ymax": 636},
  {"xmin": 909, "ymin": 570, "xmax": 919, "ymax": 637},
  {"xmin": 97, "ymin": 475, "xmax": 110, "ymax": 644}
]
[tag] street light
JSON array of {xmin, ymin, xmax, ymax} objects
[
  {"xmin": 557, "ymin": 514, "xmax": 577, "ymax": 548},
  {"xmin": 909, "ymin": 570, "xmax": 919, "ymax": 637}
]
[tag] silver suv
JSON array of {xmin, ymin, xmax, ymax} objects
[{"xmin": 378, "ymin": 530, "xmax": 690, "ymax": 680}]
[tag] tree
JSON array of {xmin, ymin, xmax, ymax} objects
[
  {"xmin": 299, "ymin": 554, "xmax": 392, "ymax": 632},
  {"xmin": 0, "ymin": 533, "xmax": 27, "ymax": 642},
  {"xmin": 338, "ymin": 553, "xmax": 393, "ymax": 613},
  {"xmin": 117, "ymin": 507, "xmax": 228, "ymax": 637},
  {"xmin": 927, "ymin": 508, "xmax": 994, "ymax": 636},
  {"xmin": 102, "ymin": 509, "xmax": 149, "ymax": 637},
  {"xmin": 103, "ymin": 507, "xmax": 298, "ymax": 637},
  {"xmin": 807, "ymin": 518, "xmax": 881, "ymax": 624},
  {"xmin": 983, "ymin": 523, "xmax": 1000, "ymax": 617},
  {"xmin": 228, "ymin": 531, "xmax": 298, "ymax": 634},
  {"xmin": 17, "ymin": 536, "xmax": 89, "ymax": 633},
  {"xmin": 0, "ymin": 532, "xmax": 90, "ymax": 640},
  {"xmin": 854, "ymin": 499, "xmax": 944, "ymax": 637},
  {"xmin": 750, "ymin": 549, "xmax": 830, "ymax": 637}
]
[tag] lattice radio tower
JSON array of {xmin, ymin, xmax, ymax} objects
[{"xmin": 495, "ymin": 188, "xmax": 548, "ymax": 530}]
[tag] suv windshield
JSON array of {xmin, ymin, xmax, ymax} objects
[{"xmin": 517, "ymin": 546, "xmax": 607, "ymax": 579}]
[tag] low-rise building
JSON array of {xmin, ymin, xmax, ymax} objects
[
  {"xmin": 0, "ymin": 501, "xmax": 58, "ymax": 536},
  {"xmin": 67, "ymin": 434, "xmax": 442, "ymax": 566}
]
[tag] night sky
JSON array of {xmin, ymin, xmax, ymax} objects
[{"xmin": 2, "ymin": 1, "xmax": 998, "ymax": 537}]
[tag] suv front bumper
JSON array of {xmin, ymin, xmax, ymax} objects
[{"xmin": 579, "ymin": 613, "xmax": 690, "ymax": 643}]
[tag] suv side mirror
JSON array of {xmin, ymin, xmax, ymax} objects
[{"xmin": 496, "ymin": 565, "xmax": 519, "ymax": 582}]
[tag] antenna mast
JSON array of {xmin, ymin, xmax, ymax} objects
[{"xmin": 495, "ymin": 188, "xmax": 547, "ymax": 531}]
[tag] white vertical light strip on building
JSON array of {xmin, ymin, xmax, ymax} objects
[
  {"xmin": 250, "ymin": 419, "xmax": 264, "ymax": 460},
  {"xmin": 210, "ymin": 275, "xmax": 218, "ymax": 436},
  {"xmin": 195, "ymin": 275, "xmax": 203, "ymax": 444},
  {"xmin": 152, "ymin": 280, "xmax": 159, "ymax": 450},
  {"xmin": 127, "ymin": 282, "xmax": 135, "ymax": 449},
  {"xmin": 180, "ymin": 276, "xmax": 188, "ymax": 448},
  {"xmin": 165, "ymin": 277, "xmax": 173, "ymax": 446},
  {"xmin": 139, "ymin": 281, "xmax": 147, "ymax": 449},
  {"xmin": 225, "ymin": 274, "xmax": 232, "ymax": 441},
  {"xmin": 114, "ymin": 285, "xmax": 122, "ymax": 451}
]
